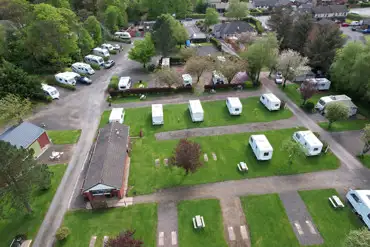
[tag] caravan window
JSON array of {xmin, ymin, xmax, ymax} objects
[
  {"xmin": 318, "ymin": 99, "xmax": 325, "ymax": 105},
  {"xmin": 313, "ymin": 148, "xmax": 319, "ymax": 151},
  {"xmin": 263, "ymin": 152, "xmax": 269, "ymax": 156},
  {"xmin": 296, "ymin": 133, "xmax": 301, "ymax": 139},
  {"xmin": 235, "ymin": 108, "xmax": 240, "ymax": 111},
  {"xmin": 368, "ymin": 214, "xmax": 370, "ymax": 220},
  {"xmin": 261, "ymin": 96, "xmax": 265, "ymax": 100},
  {"xmin": 351, "ymin": 193, "xmax": 361, "ymax": 203},
  {"xmin": 275, "ymin": 104, "xmax": 279, "ymax": 107},
  {"xmin": 64, "ymin": 79, "xmax": 68, "ymax": 83}
]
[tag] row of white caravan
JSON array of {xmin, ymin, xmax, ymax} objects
[
  {"xmin": 260, "ymin": 93, "xmax": 281, "ymax": 111},
  {"xmin": 315, "ymin": 94, "xmax": 358, "ymax": 117}
]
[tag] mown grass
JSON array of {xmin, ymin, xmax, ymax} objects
[
  {"xmin": 47, "ymin": 130, "xmax": 82, "ymax": 144},
  {"xmin": 318, "ymin": 120, "xmax": 369, "ymax": 132},
  {"xmin": 280, "ymin": 84, "xmax": 332, "ymax": 107}
]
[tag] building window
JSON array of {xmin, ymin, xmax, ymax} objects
[
  {"xmin": 368, "ymin": 214, "xmax": 370, "ymax": 220},
  {"xmin": 351, "ymin": 193, "xmax": 361, "ymax": 203}
]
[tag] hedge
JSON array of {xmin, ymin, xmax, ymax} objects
[
  {"xmin": 360, "ymin": 2, "xmax": 370, "ymax": 7},
  {"xmin": 210, "ymin": 37, "xmax": 222, "ymax": 51},
  {"xmin": 204, "ymin": 82, "xmax": 245, "ymax": 91},
  {"xmin": 109, "ymin": 50, "xmax": 118, "ymax": 55},
  {"xmin": 185, "ymin": 13, "xmax": 206, "ymax": 19},
  {"xmin": 346, "ymin": 13, "xmax": 363, "ymax": 21},
  {"xmin": 169, "ymin": 56, "xmax": 185, "ymax": 65},
  {"xmin": 90, "ymin": 64, "xmax": 101, "ymax": 70},
  {"xmin": 108, "ymin": 86, "xmax": 193, "ymax": 97},
  {"xmin": 108, "ymin": 75, "xmax": 119, "ymax": 90}
]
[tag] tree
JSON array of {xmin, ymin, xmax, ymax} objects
[
  {"xmin": 194, "ymin": 0, "xmax": 208, "ymax": 13},
  {"xmin": 185, "ymin": 56, "xmax": 214, "ymax": 83},
  {"xmin": 84, "ymin": 16, "xmax": 103, "ymax": 45},
  {"xmin": 56, "ymin": 226, "xmax": 71, "ymax": 241},
  {"xmin": 151, "ymin": 14, "xmax": 179, "ymax": 57},
  {"xmin": 128, "ymin": 33, "xmax": 155, "ymax": 68},
  {"xmin": 36, "ymin": 164, "xmax": 53, "ymax": 190},
  {"xmin": 281, "ymin": 139, "xmax": 303, "ymax": 165},
  {"xmin": 0, "ymin": 94, "xmax": 32, "ymax": 125},
  {"xmin": 267, "ymin": 7, "xmax": 294, "ymax": 50},
  {"xmin": 0, "ymin": 25, "xmax": 6, "ymax": 58},
  {"xmin": 204, "ymin": 8, "xmax": 219, "ymax": 30},
  {"xmin": 104, "ymin": 5, "xmax": 120, "ymax": 32},
  {"xmin": 288, "ymin": 13, "xmax": 313, "ymax": 54},
  {"xmin": 300, "ymin": 80, "xmax": 316, "ymax": 105},
  {"xmin": 325, "ymin": 102, "xmax": 349, "ymax": 129},
  {"xmin": 141, "ymin": 0, "xmax": 192, "ymax": 20},
  {"xmin": 225, "ymin": 0, "xmax": 249, "ymax": 20},
  {"xmin": 276, "ymin": 49, "xmax": 310, "ymax": 88},
  {"xmin": 107, "ymin": 230, "xmax": 144, "ymax": 247},
  {"xmin": 217, "ymin": 58, "xmax": 246, "ymax": 84},
  {"xmin": 170, "ymin": 139, "xmax": 203, "ymax": 175},
  {"xmin": 343, "ymin": 228, "xmax": 370, "ymax": 247},
  {"xmin": 360, "ymin": 124, "xmax": 370, "ymax": 156},
  {"xmin": 179, "ymin": 47, "xmax": 197, "ymax": 61},
  {"xmin": 173, "ymin": 21, "xmax": 189, "ymax": 46},
  {"xmin": 0, "ymin": 0, "xmax": 31, "ymax": 28},
  {"xmin": 78, "ymin": 26, "xmax": 95, "ymax": 55},
  {"xmin": 154, "ymin": 68, "xmax": 182, "ymax": 88},
  {"xmin": 48, "ymin": 0, "xmax": 71, "ymax": 8}
]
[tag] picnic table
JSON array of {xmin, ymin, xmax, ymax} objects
[
  {"xmin": 49, "ymin": 151, "xmax": 64, "ymax": 161},
  {"xmin": 328, "ymin": 195, "xmax": 345, "ymax": 209},
  {"xmin": 237, "ymin": 162, "xmax": 248, "ymax": 172},
  {"xmin": 192, "ymin": 215, "xmax": 205, "ymax": 229}
]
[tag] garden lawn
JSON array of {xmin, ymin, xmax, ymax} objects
[
  {"xmin": 282, "ymin": 84, "xmax": 331, "ymax": 106},
  {"xmin": 128, "ymin": 128, "xmax": 339, "ymax": 195},
  {"xmin": 359, "ymin": 155, "xmax": 370, "ymax": 168},
  {"xmin": 240, "ymin": 194, "xmax": 299, "ymax": 247},
  {"xmin": 47, "ymin": 130, "xmax": 82, "ymax": 144},
  {"xmin": 178, "ymin": 199, "xmax": 227, "ymax": 247},
  {"xmin": 318, "ymin": 119, "xmax": 369, "ymax": 132},
  {"xmin": 0, "ymin": 164, "xmax": 67, "ymax": 246},
  {"xmin": 299, "ymin": 189, "xmax": 363, "ymax": 247},
  {"xmin": 56, "ymin": 203, "xmax": 157, "ymax": 247}
]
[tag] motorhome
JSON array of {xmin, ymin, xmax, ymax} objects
[
  {"xmin": 188, "ymin": 100, "xmax": 204, "ymax": 122},
  {"xmin": 84, "ymin": 55, "xmax": 105, "ymax": 67},
  {"xmin": 161, "ymin": 58, "xmax": 170, "ymax": 69},
  {"xmin": 226, "ymin": 97, "xmax": 242, "ymax": 115},
  {"xmin": 182, "ymin": 74, "xmax": 192, "ymax": 86},
  {"xmin": 293, "ymin": 131, "xmax": 323, "ymax": 156},
  {"xmin": 71, "ymin": 62, "xmax": 95, "ymax": 75},
  {"xmin": 152, "ymin": 104, "xmax": 164, "ymax": 125},
  {"xmin": 303, "ymin": 78, "xmax": 331, "ymax": 91},
  {"xmin": 101, "ymin": 43, "xmax": 114, "ymax": 51},
  {"xmin": 41, "ymin": 83, "xmax": 59, "ymax": 99},
  {"xmin": 212, "ymin": 70, "xmax": 227, "ymax": 85},
  {"xmin": 109, "ymin": 108, "xmax": 125, "ymax": 124},
  {"xmin": 93, "ymin": 47, "xmax": 110, "ymax": 58},
  {"xmin": 118, "ymin": 76, "xmax": 132, "ymax": 91},
  {"xmin": 114, "ymin": 31, "xmax": 131, "ymax": 39},
  {"xmin": 346, "ymin": 189, "xmax": 370, "ymax": 229},
  {"xmin": 54, "ymin": 72, "xmax": 79, "ymax": 86},
  {"xmin": 315, "ymin": 95, "xmax": 358, "ymax": 117},
  {"xmin": 249, "ymin": 134, "xmax": 273, "ymax": 161},
  {"xmin": 260, "ymin": 93, "xmax": 281, "ymax": 111}
]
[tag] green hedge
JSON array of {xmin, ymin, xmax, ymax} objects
[
  {"xmin": 109, "ymin": 50, "xmax": 118, "ymax": 55},
  {"xmin": 347, "ymin": 13, "xmax": 363, "ymax": 21},
  {"xmin": 108, "ymin": 75, "xmax": 119, "ymax": 90},
  {"xmin": 210, "ymin": 37, "xmax": 222, "ymax": 51},
  {"xmin": 360, "ymin": 2, "xmax": 370, "ymax": 7},
  {"xmin": 90, "ymin": 64, "xmax": 101, "ymax": 70},
  {"xmin": 185, "ymin": 13, "xmax": 206, "ymax": 19}
]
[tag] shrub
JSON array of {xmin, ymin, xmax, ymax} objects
[
  {"xmin": 90, "ymin": 63, "xmax": 101, "ymax": 70},
  {"xmin": 244, "ymin": 80, "xmax": 254, "ymax": 88},
  {"xmin": 360, "ymin": 2, "xmax": 370, "ymax": 7},
  {"xmin": 103, "ymin": 56, "xmax": 109, "ymax": 62},
  {"xmin": 303, "ymin": 101, "xmax": 315, "ymax": 113},
  {"xmin": 108, "ymin": 86, "xmax": 193, "ymax": 97},
  {"xmin": 147, "ymin": 64, "xmax": 156, "ymax": 72},
  {"xmin": 347, "ymin": 13, "xmax": 363, "ymax": 21},
  {"xmin": 280, "ymin": 100, "xmax": 286, "ymax": 110},
  {"xmin": 210, "ymin": 37, "xmax": 222, "ymax": 51},
  {"xmin": 204, "ymin": 83, "xmax": 245, "ymax": 91},
  {"xmin": 109, "ymin": 50, "xmax": 118, "ymax": 55},
  {"xmin": 255, "ymin": 21, "xmax": 264, "ymax": 34},
  {"xmin": 185, "ymin": 13, "xmax": 206, "ymax": 19},
  {"xmin": 64, "ymin": 67, "xmax": 72, "ymax": 72},
  {"xmin": 169, "ymin": 56, "xmax": 185, "ymax": 65},
  {"xmin": 56, "ymin": 227, "xmax": 70, "ymax": 241},
  {"xmin": 108, "ymin": 75, "xmax": 119, "ymax": 90}
]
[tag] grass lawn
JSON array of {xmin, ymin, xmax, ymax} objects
[
  {"xmin": 299, "ymin": 189, "xmax": 363, "ymax": 247},
  {"xmin": 178, "ymin": 199, "xmax": 227, "ymax": 247},
  {"xmin": 318, "ymin": 119, "xmax": 369, "ymax": 132},
  {"xmin": 47, "ymin": 130, "xmax": 82, "ymax": 145},
  {"xmin": 240, "ymin": 194, "xmax": 299, "ymax": 247},
  {"xmin": 281, "ymin": 84, "xmax": 332, "ymax": 107},
  {"xmin": 128, "ymin": 128, "xmax": 339, "ymax": 195},
  {"xmin": 56, "ymin": 203, "xmax": 157, "ymax": 247},
  {"xmin": 359, "ymin": 155, "xmax": 370, "ymax": 169},
  {"xmin": 0, "ymin": 164, "xmax": 67, "ymax": 246}
]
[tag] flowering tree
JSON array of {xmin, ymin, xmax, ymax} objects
[
  {"xmin": 300, "ymin": 80, "xmax": 317, "ymax": 105},
  {"xmin": 170, "ymin": 139, "xmax": 203, "ymax": 175},
  {"xmin": 107, "ymin": 230, "xmax": 144, "ymax": 247}
]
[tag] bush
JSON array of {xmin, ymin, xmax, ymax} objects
[
  {"xmin": 255, "ymin": 21, "xmax": 264, "ymax": 34},
  {"xmin": 108, "ymin": 75, "xmax": 119, "ymax": 90},
  {"xmin": 280, "ymin": 100, "xmax": 286, "ymax": 110},
  {"xmin": 90, "ymin": 64, "xmax": 101, "ymax": 70},
  {"xmin": 64, "ymin": 67, "xmax": 72, "ymax": 72},
  {"xmin": 347, "ymin": 13, "xmax": 363, "ymax": 21},
  {"xmin": 303, "ymin": 101, "xmax": 315, "ymax": 112},
  {"xmin": 147, "ymin": 64, "xmax": 156, "ymax": 72},
  {"xmin": 103, "ymin": 56, "xmax": 109, "ymax": 62},
  {"xmin": 185, "ymin": 13, "xmax": 206, "ymax": 19},
  {"xmin": 109, "ymin": 50, "xmax": 118, "ymax": 55},
  {"xmin": 56, "ymin": 227, "xmax": 70, "ymax": 241},
  {"xmin": 204, "ymin": 83, "xmax": 245, "ymax": 91},
  {"xmin": 210, "ymin": 37, "xmax": 222, "ymax": 51},
  {"xmin": 360, "ymin": 2, "xmax": 370, "ymax": 7},
  {"xmin": 244, "ymin": 80, "xmax": 254, "ymax": 88},
  {"xmin": 108, "ymin": 86, "xmax": 193, "ymax": 97},
  {"xmin": 169, "ymin": 56, "xmax": 185, "ymax": 65}
]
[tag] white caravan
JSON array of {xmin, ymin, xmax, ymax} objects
[
  {"xmin": 346, "ymin": 189, "xmax": 370, "ymax": 230},
  {"xmin": 109, "ymin": 108, "xmax": 125, "ymax": 124},
  {"xmin": 101, "ymin": 43, "xmax": 114, "ymax": 51},
  {"xmin": 84, "ymin": 55, "xmax": 105, "ymax": 67},
  {"xmin": 249, "ymin": 134, "xmax": 273, "ymax": 161},
  {"xmin": 152, "ymin": 104, "xmax": 164, "ymax": 125},
  {"xmin": 118, "ymin": 76, "xmax": 132, "ymax": 91},
  {"xmin": 54, "ymin": 72, "xmax": 79, "ymax": 86},
  {"xmin": 114, "ymin": 31, "xmax": 131, "ymax": 39},
  {"xmin": 293, "ymin": 130, "xmax": 323, "ymax": 156},
  {"xmin": 71, "ymin": 62, "xmax": 95, "ymax": 75},
  {"xmin": 162, "ymin": 58, "xmax": 170, "ymax": 69},
  {"xmin": 226, "ymin": 97, "xmax": 242, "ymax": 115},
  {"xmin": 182, "ymin": 74, "xmax": 192, "ymax": 86},
  {"xmin": 93, "ymin": 47, "xmax": 110, "ymax": 58},
  {"xmin": 41, "ymin": 83, "xmax": 59, "ymax": 99},
  {"xmin": 260, "ymin": 93, "xmax": 281, "ymax": 111},
  {"xmin": 303, "ymin": 78, "xmax": 331, "ymax": 91},
  {"xmin": 315, "ymin": 95, "xmax": 358, "ymax": 117},
  {"xmin": 188, "ymin": 100, "xmax": 204, "ymax": 122}
]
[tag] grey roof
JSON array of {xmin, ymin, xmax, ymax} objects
[
  {"xmin": 216, "ymin": 21, "xmax": 255, "ymax": 36},
  {"xmin": 276, "ymin": 0, "xmax": 293, "ymax": 6},
  {"xmin": 0, "ymin": 122, "xmax": 45, "ymax": 148},
  {"xmin": 313, "ymin": 4, "xmax": 348, "ymax": 14},
  {"xmin": 317, "ymin": 18, "xmax": 335, "ymax": 25},
  {"xmin": 253, "ymin": 0, "xmax": 278, "ymax": 7},
  {"xmin": 83, "ymin": 122, "xmax": 129, "ymax": 191}
]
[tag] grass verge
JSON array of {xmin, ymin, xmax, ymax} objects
[
  {"xmin": 280, "ymin": 84, "xmax": 332, "ymax": 107},
  {"xmin": 318, "ymin": 120, "xmax": 369, "ymax": 132},
  {"xmin": 358, "ymin": 155, "xmax": 370, "ymax": 169},
  {"xmin": 47, "ymin": 130, "xmax": 82, "ymax": 144}
]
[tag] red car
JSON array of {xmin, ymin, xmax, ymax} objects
[{"xmin": 341, "ymin": 23, "xmax": 349, "ymax": 27}]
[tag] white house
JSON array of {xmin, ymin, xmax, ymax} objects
[
  {"xmin": 71, "ymin": 62, "xmax": 95, "ymax": 75},
  {"xmin": 260, "ymin": 93, "xmax": 281, "ymax": 111},
  {"xmin": 293, "ymin": 131, "xmax": 323, "ymax": 156},
  {"xmin": 152, "ymin": 104, "xmax": 164, "ymax": 125},
  {"xmin": 249, "ymin": 134, "xmax": 273, "ymax": 160},
  {"xmin": 188, "ymin": 100, "xmax": 204, "ymax": 122},
  {"xmin": 118, "ymin": 77, "xmax": 132, "ymax": 91},
  {"xmin": 109, "ymin": 108, "xmax": 124, "ymax": 124},
  {"xmin": 226, "ymin": 97, "xmax": 242, "ymax": 115},
  {"xmin": 312, "ymin": 5, "xmax": 348, "ymax": 20},
  {"xmin": 54, "ymin": 72, "xmax": 79, "ymax": 85},
  {"xmin": 346, "ymin": 189, "xmax": 370, "ymax": 229}
]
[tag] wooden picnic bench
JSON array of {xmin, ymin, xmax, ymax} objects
[{"xmin": 329, "ymin": 195, "xmax": 345, "ymax": 209}]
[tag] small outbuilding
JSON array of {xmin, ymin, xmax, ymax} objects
[
  {"xmin": 188, "ymin": 100, "xmax": 204, "ymax": 122},
  {"xmin": 152, "ymin": 104, "xmax": 164, "ymax": 125},
  {"xmin": 109, "ymin": 108, "xmax": 125, "ymax": 124},
  {"xmin": 249, "ymin": 134, "xmax": 273, "ymax": 160},
  {"xmin": 226, "ymin": 97, "xmax": 242, "ymax": 115},
  {"xmin": 260, "ymin": 93, "xmax": 281, "ymax": 111},
  {"xmin": 293, "ymin": 130, "xmax": 323, "ymax": 156}
]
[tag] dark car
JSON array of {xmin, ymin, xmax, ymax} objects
[
  {"xmin": 104, "ymin": 60, "xmax": 115, "ymax": 69},
  {"xmin": 10, "ymin": 235, "xmax": 26, "ymax": 247},
  {"xmin": 76, "ymin": 76, "xmax": 92, "ymax": 84}
]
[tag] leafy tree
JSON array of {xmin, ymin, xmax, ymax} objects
[
  {"xmin": 48, "ymin": 0, "xmax": 71, "ymax": 8},
  {"xmin": 288, "ymin": 13, "xmax": 313, "ymax": 54},
  {"xmin": 300, "ymin": 80, "xmax": 317, "ymax": 105},
  {"xmin": 268, "ymin": 7, "xmax": 294, "ymax": 50},
  {"xmin": 194, "ymin": 0, "xmax": 208, "ymax": 13},
  {"xmin": 154, "ymin": 68, "xmax": 182, "ymax": 88},
  {"xmin": 104, "ymin": 5, "xmax": 120, "ymax": 32},
  {"xmin": 0, "ymin": 25, "xmax": 5, "ymax": 57},
  {"xmin": 37, "ymin": 164, "xmax": 53, "ymax": 190},
  {"xmin": 173, "ymin": 21, "xmax": 189, "ymax": 46},
  {"xmin": 276, "ymin": 49, "xmax": 310, "ymax": 88},
  {"xmin": 84, "ymin": 16, "xmax": 103, "ymax": 45},
  {"xmin": 152, "ymin": 14, "xmax": 180, "ymax": 57},
  {"xmin": 343, "ymin": 228, "xmax": 370, "ymax": 247},
  {"xmin": 0, "ymin": 0, "xmax": 31, "ymax": 28},
  {"xmin": 217, "ymin": 58, "xmax": 246, "ymax": 84},
  {"xmin": 107, "ymin": 230, "xmax": 144, "ymax": 247},
  {"xmin": 78, "ymin": 26, "xmax": 95, "ymax": 55},
  {"xmin": 142, "ymin": 0, "xmax": 192, "ymax": 19},
  {"xmin": 0, "ymin": 94, "xmax": 32, "ymax": 125},
  {"xmin": 325, "ymin": 102, "xmax": 349, "ymax": 129},
  {"xmin": 204, "ymin": 8, "xmax": 219, "ymax": 30},
  {"xmin": 128, "ymin": 33, "xmax": 155, "ymax": 68},
  {"xmin": 225, "ymin": 0, "xmax": 249, "ymax": 20},
  {"xmin": 360, "ymin": 124, "xmax": 370, "ymax": 156},
  {"xmin": 170, "ymin": 139, "xmax": 203, "ymax": 175},
  {"xmin": 281, "ymin": 139, "xmax": 303, "ymax": 165},
  {"xmin": 185, "ymin": 56, "xmax": 214, "ymax": 83},
  {"xmin": 179, "ymin": 47, "xmax": 197, "ymax": 61}
]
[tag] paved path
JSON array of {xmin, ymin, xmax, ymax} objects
[
  {"xmin": 157, "ymin": 202, "xmax": 178, "ymax": 247},
  {"xmin": 280, "ymin": 191, "xmax": 323, "ymax": 246},
  {"xmin": 155, "ymin": 117, "xmax": 300, "ymax": 140}
]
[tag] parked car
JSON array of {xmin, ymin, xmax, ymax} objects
[
  {"xmin": 275, "ymin": 72, "xmax": 283, "ymax": 84},
  {"xmin": 350, "ymin": 21, "xmax": 361, "ymax": 26},
  {"xmin": 112, "ymin": 44, "xmax": 121, "ymax": 51},
  {"xmin": 341, "ymin": 23, "xmax": 349, "ymax": 27},
  {"xmin": 104, "ymin": 60, "xmax": 115, "ymax": 69},
  {"xmin": 76, "ymin": 76, "xmax": 92, "ymax": 84},
  {"xmin": 362, "ymin": 29, "xmax": 370, "ymax": 34},
  {"xmin": 10, "ymin": 235, "xmax": 26, "ymax": 247}
]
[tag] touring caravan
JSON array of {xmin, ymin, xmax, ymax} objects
[
  {"xmin": 161, "ymin": 58, "xmax": 170, "ymax": 69},
  {"xmin": 54, "ymin": 72, "xmax": 79, "ymax": 86},
  {"xmin": 249, "ymin": 134, "xmax": 273, "ymax": 161},
  {"xmin": 114, "ymin": 31, "xmax": 131, "ymax": 39},
  {"xmin": 84, "ymin": 55, "xmax": 104, "ymax": 67},
  {"xmin": 71, "ymin": 62, "xmax": 95, "ymax": 75},
  {"xmin": 152, "ymin": 104, "xmax": 164, "ymax": 125},
  {"xmin": 315, "ymin": 95, "xmax": 357, "ymax": 117},
  {"xmin": 226, "ymin": 97, "xmax": 242, "ymax": 115},
  {"xmin": 93, "ymin": 47, "xmax": 110, "ymax": 58},
  {"xmin": 101, "ymin": 44, "xmax": 114, "ymax": 51},
  {"xmin": 182, "ymin": 74, "xmax": 192, "ymax": 86},
  {"xmin": 260, "ymin": 93, "xmax": 281, "ymax": 111},
  {"xmin": 109, "ymin": 108, "xmax": 125, "ymax": 124},
  {"xmin": 188, "ymin": 100, "xmax": 204, "ymax": 122},
  {"xmin": 346, "ymin": 189, "xmax": 370, "ymax": 229},
  {"xmin": 293, "ymin": 131, "xmax": 323, "ymax": 156},
  {"xmin": 41, "ymin": 83, "xmax": 59, "ymax": 99},
  {"xmin": 118, "ymin": 77, "xmax": 132, "ymax": 91},
  {"xmin": 303, "ymin": 78, "xmax": 331, "ymax": 91}
]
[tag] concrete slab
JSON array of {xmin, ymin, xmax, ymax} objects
[
  {"xmin": 212, "ymin": 152, "xmax": 217, "ymax": 161},
  {"xmin": 204, "ymin": 154, "xmax": 209, "ymax": 162},
  {"xmin": 157, "ymin": 202, "xmax": 178, "ymax": 247},
  {"xmin": 89, "ymin": 236, "xmax": 97, "ymax": 247},
  {"xmin": 37, "ymin": 144, "xmax": 75, "ymax": 165}
]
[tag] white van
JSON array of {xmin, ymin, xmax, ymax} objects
[
  {"xmin": 293, "ymin": 131, "xmax": 323, "ymax": 156},
  {"xmin": 41, "ymin": 83, "xmax": 59, "ymax": 99},
  {"xmin": 188, "ymin": 100, "xmax": 204, "ymax": 122},
  {"xmin": 260, "ymin": 93, "xmax": 281, "ymax": 111},
  {"xmin": 315, "ymin": 95, "xmax": 358, "ymax": 117},
  {"xmin": 109, "ymin": 108, "xmax": 125, "ymax": 124},
  {"xmin": 93, "ymin": 47, "xmax": 110, "ymax": 58},
  {"xmin": 114, "ymin": 31, "xmax": 131, "ymax": 39},
  {"xmin": 71, "ymin": 62, "xmax": 95, "ymax": 75},
  {"xmin": 249, "ymin": 134, "xmax": 273, "ymax": 161},
  {"xmin": 54, "ymin": 72, "xmax": 79, "ymax": 86},
  {"xmin": 84, "ymin": 55, "xmax": 105, "ymax": 67},
  {"xmin": 226, "ymin": 97, "xmax": 242, "ymax": 115},
  {"xmin": 152, "ymin": 104, "xmax": 164, "ymax": 125},
  {"xmin": 346, "ymin": 189, "xmax": 370, "ymax": 229},
  {"xmin": 118, "ymin": 77, "xmax": 132, "ymax": 91},
  {"xmin": 101, "ymin": 43, "xmax": 114, "ymax": 51},
  {"xmin": 182, "ymin": 74, "xmax": 192, "ymax": 86}
]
